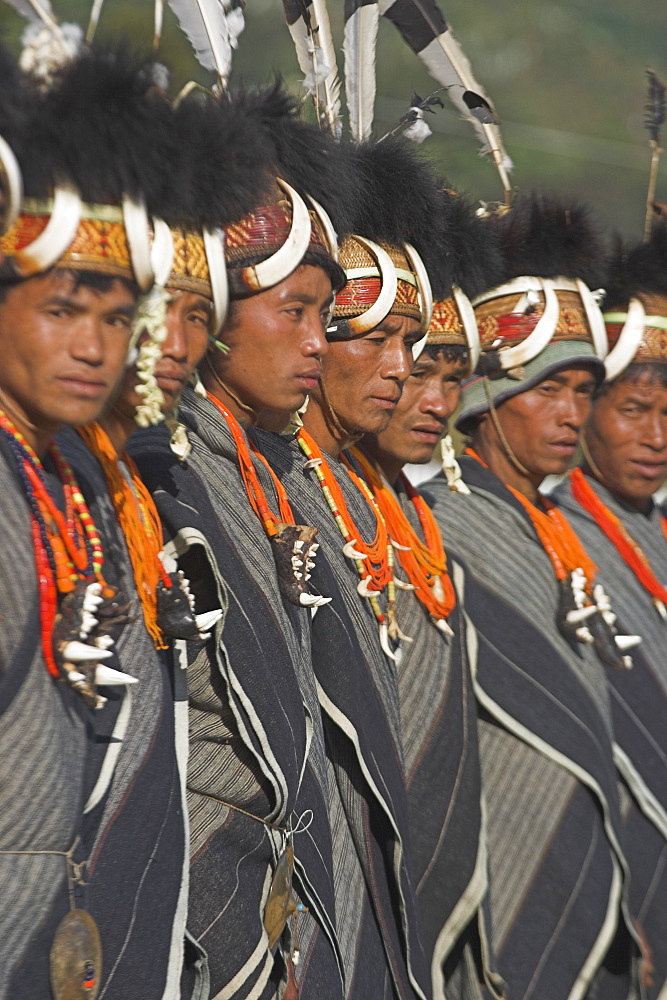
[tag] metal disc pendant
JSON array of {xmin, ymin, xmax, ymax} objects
[{"xmin": 50, "ymin": 909, "xmax": 102, "ymax": 1000}]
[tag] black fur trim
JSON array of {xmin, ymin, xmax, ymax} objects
[
  {"xmin": 228, "ymin": 81, "xmax": 362, "ymax": 237},
  {"xmin": 487, "ymin": 191, "xmax": 606, "ymax": 288},
  {"xmin": 603, "ymin": 220, "xmax": 667, "ymax": 308},
  {"xmin": 23, "ymin": 45, "xmax": 179, "ymax": 209},
  {"xmin": 344, "ymin": 137, "xmax": 450, "ymax": 298},
  {"xmin": 444, "ymin": 192, "xmax": 503, "ymax": 299}
]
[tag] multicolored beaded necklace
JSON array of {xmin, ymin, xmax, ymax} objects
[
  {"xmin": 296, "ymin": 428, "xmax": 399, "ymax": 649},
  {"xmin": 350, "ymin": 447, "xmax": 457, "ymax": 633},
  {"xmin": 0, "ymin": 408, "xmax": 113, "ymax": 680}
]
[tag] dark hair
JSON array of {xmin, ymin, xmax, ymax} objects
[
  {"xmin": 419, "ymin": 342, "xmax": 469, "ymax": 366},
  {"xmin": 602, "ymin": 361, "xmax": 667, "ymax": 393},
  {"xmin": 0, "ymin": 267, "xmax": 139, "ymax": 303}
]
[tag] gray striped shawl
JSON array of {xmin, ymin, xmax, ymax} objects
[
  {"xmin": 421, "ymin": 460, "xmax": 640, "ymax": 1000},
  {"xmin": 390, "ymin": 479, "xmax": 492, "ymax": 1000},
  {"xmin": 0, "ymin": 431, "xmax": 189, "ymax": 1000},
  {"xmin": 129, "ymin": 388, "xmax": 343, "ymax": 1000},
  {"xmin": 552, "ymin": 473, "xmax": 667, "ymax": 998},
  {"xmin": 252, "ymin": 428, "xmax": 432, "ymax": 1000}
]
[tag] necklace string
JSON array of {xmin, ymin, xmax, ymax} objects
[{"xmin": 296, "ymin": 428, "xmax": 396, "ymax": 629}]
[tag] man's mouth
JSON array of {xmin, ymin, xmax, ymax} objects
[
  {"xmin": 155, "ymin": 367, "xmax": 187, "ymax": 393},
  {"xmin": 294, "ymin": 369, "xmax": 322, "ymax": 391},
  {"xmin": 629, "ymin": 458, "xmax": 667, "ymax": 480},
  {"xmin": 548, "ymin": 439, "xmax": 578, "ymax": 455},
  {"xmin": 370, "ymin": 394, "xmax": 400, "ymax": 410},
  {"xmin": 410, "ymin": 423, "xmax": 446, "ymax": 443},
  {"xmin": 57, "ymin": 375, "xmax": 107, "ymax": 398}
]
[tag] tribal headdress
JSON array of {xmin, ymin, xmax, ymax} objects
[
  {"xmin": 327, "ymin": 137, "xmax": 446, "ymax": 342},
  {"xmin": 211, "ymin": 82, "xmax": 347, "ymax": 316},
  {"xmin": 602, "ymin": 220, "xmax": 667, "ymax": 380},
  {"xmin": 456, "ymin": 192, "xmax": 608, "ymax": 432},
  {"xmin": 0, "ymin": 44, "xmax": 177, "ymax": 288},
  {"xmin": 426, "ymin": 189, "xmax": 503, "ymax": 372}
]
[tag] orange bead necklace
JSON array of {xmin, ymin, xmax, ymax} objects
[{"xmin": 350, "ymin": 447, "xmax": 456, "ymax": 631}]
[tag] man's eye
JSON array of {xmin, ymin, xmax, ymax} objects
[{"xmin": 107, "ymin": 315, "xmax": 131, "ymax": 329}]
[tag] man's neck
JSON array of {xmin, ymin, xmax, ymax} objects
[
  {"xmin": 581, "ymin": 461, "xmax": 654, "ymax": 514},
  {"xmin": 357, "ymin": 439, "xmax": 402, "ymax": 487},
  {"xmin": 99, "ymin": 409, "xmax": 135, "ymax": 455},
  {"xmin": 471, "ymin": 435, "xmax": 541, "ymax": 504},
  {"xmin": 301, "ymin": 398, "xmax": 350, "ymax": 460},
  {"xmin": 201, "ymin": 365, "xmax": 256, "ymax": 430}
]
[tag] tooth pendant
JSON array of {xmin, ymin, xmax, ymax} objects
[
  {"xmin": 357, "ymin": 576, "xmax": 378, "ymax": 599},
  {"xmin": 379, "ymin": 622, "xmax": 399, "ymax": 662},
  {"xmin": 343, "ymin": 540, "xmax": 367, "ymax": 560}
]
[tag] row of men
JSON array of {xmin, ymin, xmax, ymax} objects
[{"xmin": 1, "ymin": 39, "xmax": 666, "ymax": 1000}]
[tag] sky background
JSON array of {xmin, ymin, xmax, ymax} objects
[{"xmin": 3, "ymin": 0, "xmax": 666, "ymax": 241}]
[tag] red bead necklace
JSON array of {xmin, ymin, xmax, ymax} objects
[{"xmin": 0, "ymin": 409, "xmax": 112, "ymax": 678}]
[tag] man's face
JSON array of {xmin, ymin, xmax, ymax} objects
[
  {"xmin": 114, "ymin": 289, "xmax": 211, "ymax": 421},
  {"xmin": 364, "ymin": 350, "xmax": 466, "ymax": 468},
  {"xmin": 479, "ymin": 366, "xmax": 598, "ymax": 481},
  {"xmin": 586, "ymin": 370, "xmax": 667, "ymax": 509},
  {"xmin": 0, "ymin": 269, "xmax": 136, "ymax": 438},
  {"xmin": 209, "ymin": 264, "xmax": 332, "ymax": 424},
  {"xmin": 312, "ymin": 313, "xmax": 422, "ymax": 437}
]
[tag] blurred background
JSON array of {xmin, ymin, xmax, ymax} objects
[{"xmin": 3, "ymin": 0, "xmax": 666, "ymax": 239}]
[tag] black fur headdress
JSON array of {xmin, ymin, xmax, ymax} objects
[
  {"xmin": 437, "ymin": 190, "xmax": 503, "ymax": 300},
  {"xmin": 226, "ymin": 81, "xmax": 362, "ymax": 238},
  {"xmin": 488, "ymin": 191, "xmax": 606, "ymax": 289},
  {"xmin": 18, "ymin": 46, "xmax": 178, "ymax": 210},
  {"xmin": 603, "ymin": 220, "xmax": 667, "ymax": 309},
  {"xmin": 343, "ymin": 136, "xmax": 450, "ymax": 295}
]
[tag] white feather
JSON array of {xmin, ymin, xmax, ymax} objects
[
  {"xmin": 4, "ymin": 0, "xmax": 57, "ymax": 28},
  {"xmin": 343, "ymin": 2, "xmax": 379, "ymax": 141},
  {"xmin": 419, "ymin": 28, "xmax": 512, "ymax": 188},
  {"xmin": 283, "ymin": 0, "xmax": 341, "ymax": 135},
  {"xmin": 167, "ymin": 0, "xmax": 244, "ymax": 83},
  {"xmin": 378, "ymin": 0, "xmax": 512, "ymax": 195}
]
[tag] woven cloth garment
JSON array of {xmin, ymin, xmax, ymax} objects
[
  {"xmin": 389, "ymin": 479, "xmax": 497, "ymax": 1000},
  {"xmin": 552, "ymin": 473, "xmax": 667, "ymax": 999},
  {"xmin": 252, "ymin": 428, "xmax": 432, "ymax": 1000},
  {"xmin": 128, "ymin": 387, "xmax": 343, "ymax": 1000},
  {"xmin": 0, "ymin": 431, "xmax": 189, "ymax": 1000},
  {"xmin": 421, "ymin": 458, "xmax": 640, "ymax": 1000}
]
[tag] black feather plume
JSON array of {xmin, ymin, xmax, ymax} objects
[{"xmin": 645, "ymin": 69, "xmax": 666, "ymax": 144}]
